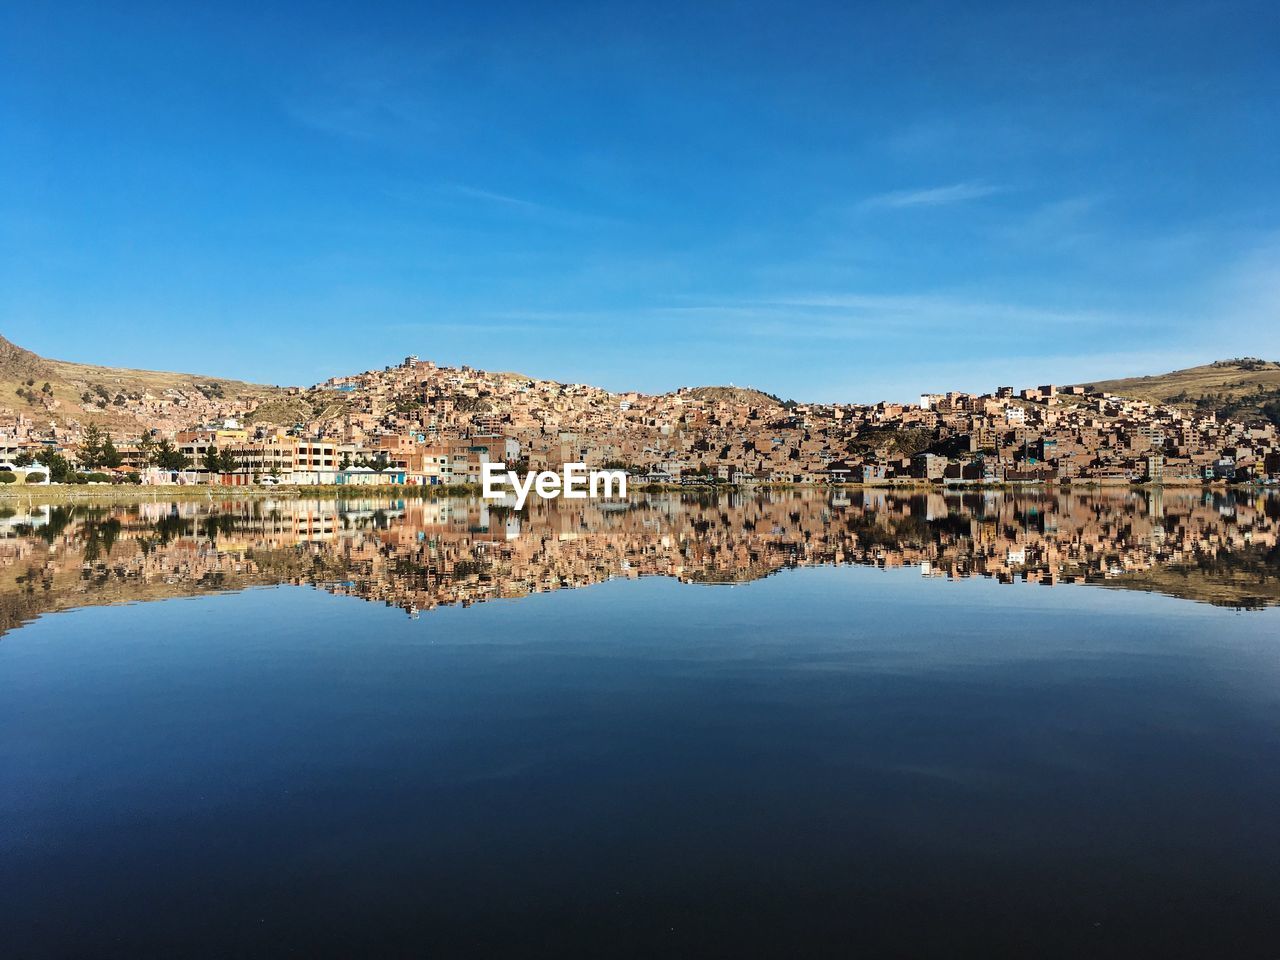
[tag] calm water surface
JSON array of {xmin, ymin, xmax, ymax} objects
[{"xmin": 2, "ymin": 491, "xmax": 1280, "ymax": 957}]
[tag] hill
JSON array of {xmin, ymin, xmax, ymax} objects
[
  {"xmin": 1080, "ymin": 358, "xmax": 1280, "ymax": 425},
  {"xmin": 0, "ymin": 335, "xmax": 55, "ymax": 383},
  {"xmin": 684, "ymin": 386, "xmax": 789, "ymax": 408},
  {"xmin": 0, "ymin": 334, "xmax": 282, "ymax": 435},
  {"xmin": 5, "ymin": 331, "xmax": 1280, "ymax": 443}
]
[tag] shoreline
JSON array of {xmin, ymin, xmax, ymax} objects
[{"xmin": 0, "ymin": 477, "xmax": 1267, "ymax": 505}]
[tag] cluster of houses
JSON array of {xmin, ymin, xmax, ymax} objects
[
  {"xmin": 165, "ymin": 423, "xmax": 520, "ymax": 487},
  {"xmin": 2, "ymin": 354, "xmax": 1279, "ymax": 487}
]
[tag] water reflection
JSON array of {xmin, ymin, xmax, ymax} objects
[{"xmin": 2, "ymin": 488, "xmax": 1279, "ymax": 634}]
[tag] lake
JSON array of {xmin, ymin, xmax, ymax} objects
[{"xmin": 2, "ymin": 489, "xmax": 1280, "ymax": 957}]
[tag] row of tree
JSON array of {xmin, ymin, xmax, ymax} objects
[
  {"xmin": 135, "ymin": 434, "xmax": 193, "ymax": 471},
  {"xmin": 23, "ymin": 424, "xmax": 408, "ymax": 481},
  {"xmin": 5, "ymin": 425, "xmax": 218, "ymax": 481},
  {"xmin": 77, "ymin": 423, "xmax": 124, "ymax": 469},
  {"xmin": 84, "ymin": 426, "xmax": 224, "ymax": 473},
  {"xmin": 200, "ymin": 445, "xmax": 240, "ymax": 475}
]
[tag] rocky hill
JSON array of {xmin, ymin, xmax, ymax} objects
[
  {"xmin": 684, "ymin": 386, "xmax": 789, "ymax": 408},
  {"xmin": 0, "ymin": 335, "xmax": 54, "ymax": 383}
]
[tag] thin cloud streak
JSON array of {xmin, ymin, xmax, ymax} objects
[
  {"xmin": 861, "ymin": 181, "xmax": 1006, "ymax": 209},
  {"xmin": 379, "ymin": 182, "xmax": 625, "ymax": 230},
  {"xmin": 443, "ymin": 184, "xmax": 549, "ymax": 211},
  {"xmin": 664, "ymin": 291, "xmax": 1143, "ymax": 332}
]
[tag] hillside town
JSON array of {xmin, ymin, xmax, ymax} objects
[{"xmin": 3, "ymin": 353, "xmax": 1280, "ymax": 487}]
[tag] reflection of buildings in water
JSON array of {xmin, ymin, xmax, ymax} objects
[{"xmin": 1, "ymin": 489, "xmax": 1279, "ymax": 634}]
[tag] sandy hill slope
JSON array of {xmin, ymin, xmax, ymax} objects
[
  {"xmin": 1082, "ymin": 359, "xmax": 1280, "ymax": 401},
  {"xmin": 0, "ymin": 335, "xmax": 55, "ymax": 383},
  {"xmin": 1079, "ymin": 358, "xmax": 1280, "ymax": 424},
  {"xmin": 0, "ymin": 334, "xmax": 282, "ymax": 434}
]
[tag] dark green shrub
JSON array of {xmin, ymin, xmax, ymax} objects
[
  {"xmin": 25, "ymin": 472, "xmax": 47, "ymax": 484},
  {"xmin": 0, "ymin": 471, "xmax": 15, "ymax": 484}
]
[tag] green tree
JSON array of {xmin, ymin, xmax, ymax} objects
[
  {"xmin": 79, "ymin": 423, "xmax": 105, "ymax": 469},
  {"xmin": 36, "ymin": 447, "xmax": 75, "ymax": 483},
  {"xmin": 201, "ymin": 445, "xmax": 223, "ymax": 479},
  {"xmin": 154, "ymin": 439, "xmax": 190, "ymax": 472},
  {"xmin": 101, "ymin": 433, "xmax": 123, "ymax": 469},
  {"xmin": 138, "ymin": 432, "xmax": 157, "ymax": 465},
  {"xmin": 14, "ymin": 450, "xmax": 34, "ymax": 467},
  {"xmin": 218, "ymin": 447, "xmax": 240, "ymax": 474}
]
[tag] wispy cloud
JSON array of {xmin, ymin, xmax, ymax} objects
[
  {"xmin": 377, "ymin": 318, "xmax": 576, "ymax": 335},
  {"xmin": 861, "ymin": 181, "xmax": 1006, "ymax": 209},
  {"xmin": 279, "ymin": 75, "xmax": 438, "ymax": 143},
  {"xmin": 442, "ymin": 184, "xmax": 549, "ymax": 211},
  {"xmin": 1201, "ymin": 233, "xmax": 1280, "ymax": 353},
  {"xmin": 484, "ymin": 290, "xmax": 1140, "ymax": 343},
  {"xmin": 380, "ymin": 181, "xmax": 623, "ymax": 230},
  {"xmin": 694, "ymin": 291, "xmax": 1130, "ymax": 331}
]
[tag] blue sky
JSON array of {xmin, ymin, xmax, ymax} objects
[{"xmin": 2, "ymin": 0, "xmax": 1279, "ymax": 401}]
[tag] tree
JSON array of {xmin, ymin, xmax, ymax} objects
[
  {"xmin": 138, "ymin": 432, "xmax": 157, "ymax": 465},
  {"xmin": 154, "ymin": 439, "xmax": 189, "ymax": 472},
  {"xmin": 14, "ymin": 451, "xmax": 34, "ymax": 467},
  {"xmin": 79, "ymin": 423, "xmax": 105, "ymax": 469},
  {"xmin": 35, "ymin": 447, "xmax": 75, "ymax": 483},
  {"xmin": 370, "ymin": 452, "xmax": 390, "ymax": 473},
  {"xmin": 101, "ymin": 433, "xmax": 123, "ymax": 469},
  {"xmin": 202, "ymin": 445, "xmax": 223, "ymax": 479},
  {"xmin": 339, "ymin": 453, "xmax": 352, "ymax": 471},
  {"xmin": 218, "ymin": 448, "xmax": 239, "ymax": 474}
]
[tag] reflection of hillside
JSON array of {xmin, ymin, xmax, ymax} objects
[
  {"xmin": 1, "ymin": 489, "xmax": 1278, "ymax": 635},
  {"xmin": 1101, "ymin": 544, "xmax": 1280, "ymax": 609}
]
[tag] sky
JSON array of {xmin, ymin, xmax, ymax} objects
[{"xmin": 2, "ymin": 0, "xmax": 1279, "ymax": 402}]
